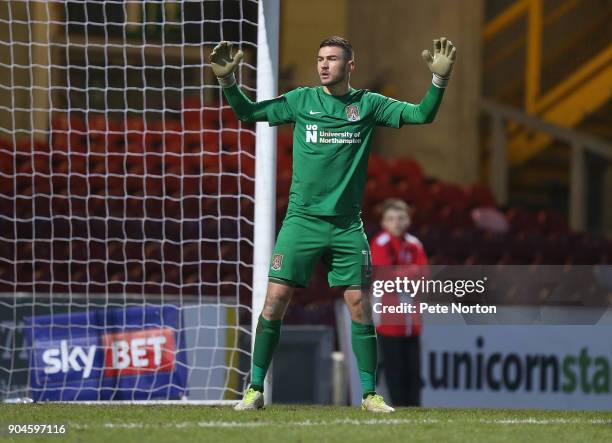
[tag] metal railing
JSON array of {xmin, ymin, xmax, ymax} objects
[
  {"xmin": 483, "ymin": 0, "xmax": 611, "ymax": 114},
  {"xmin": 481, "ymin": 98, "xmax": 612, "ymax": 231}
]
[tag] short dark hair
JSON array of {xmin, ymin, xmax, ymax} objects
[
  {"xmin": 381, "ymin": 198, "xmax": 410, "ymax": 216},
  {"xmin": 319, "ymin": 36, "xmax": 354, "ymax": 60}
]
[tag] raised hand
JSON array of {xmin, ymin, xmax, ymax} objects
[
  {"xmin": 421, "ymin": 37, "xmax": 457, "ymax": 85},
  {"xmin": 209, "ymin": 41, "xmax": 244, "ymax": 87}
]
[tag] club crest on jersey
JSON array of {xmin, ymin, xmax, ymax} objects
[
  {"xmin": 345, "ymin": 105, "xmax": 360, "ymax": 122},
  {"xmin": 271, "ymin": 254, "xmax": 283, "ymax": 271}
]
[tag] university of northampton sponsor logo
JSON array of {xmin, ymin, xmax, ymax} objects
[
  {"xmin": 271, "ymin": 254, "xmax": 283, "ymax": 271},
  {"xmin": 345, "ymin": 105, "xmax": 360, "ymax": 121}
]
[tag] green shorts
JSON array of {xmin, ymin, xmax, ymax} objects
[{"xmin": 268, "ymin": 209, "xmax": 372, "ymax": 288}]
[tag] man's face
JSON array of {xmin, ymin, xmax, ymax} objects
[
  {"xmin": 317, "ymin": 45, "xmax": 354, "ymax": 86},
  {"xmin": 381, "ymin": 208, "xmax": 411, "ymax": 237}
]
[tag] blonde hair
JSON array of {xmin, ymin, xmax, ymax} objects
[{"xmin": 381, "ymin": 198, "xmax": 410, "ymax": 216}]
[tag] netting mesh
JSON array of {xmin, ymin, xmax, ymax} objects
[{"xmin": 0, "ymin": 0, "xmax": 259, "ymax": 401}]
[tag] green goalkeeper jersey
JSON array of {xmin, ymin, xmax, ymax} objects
[{"xmin": 223, "ymin": 83, "xmax": 444, "ymax": 216}]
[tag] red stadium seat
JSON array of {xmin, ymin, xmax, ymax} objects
[
  {"xmin": 0, "ymin": 193, "xmax": 13, "ymax": 214},
  {"xmin": 239, "ymin": 131, "xmax": 256, "ymax": 152},
  {"xmin": 126, "ymin": 116, "xmax": 145, "ymax": 136},
  {"xmin": 202, "ymin": 106, "xmax": 221, "ymax": 130},
  {"xmin": 240, "ymin": 199, "xmax": 255, "ymax": 224},
  {"xmin": 506, "ymin": 207, "xmax": 538, "ymax": 234},
  {"xmin": 183, "ymin": 98, "xmax": 222, "ymax": 130},
  {"xmin": 182, "ymin": 196, "xmax": 201, "ymax": 219},
  {"xmin": 222, "ymin": 107, "xmax": 239, "ymax": 129},
  {"xmin": 220, "ymin": 152, "xmax": 240, "ymax": 174},
  {"xmin": 202, "ymin": 173, "xmax": 220, "ymax": 195},
  {"xmin": 163, "ymin": 193, "xmax": 181, "ymax": 219},
  {"xmin": 387, "ymin": 157, "xmax": 424, "ymax": 185},
  {"xmin": 536, "ymin": 210, "xmax": 568, "ymax": 234},
  {"xmin": 0, "ymin": 149, "xmax": 14, "ymax": 173},
  {"xmin": 106, "ymin": 153, "xmax": 126, "ymax": 176},
  {"xmin": 366, "ymin": 154, "xmax": 388, "ymax": 178},
  {"xmin": 466, "ymin": 184, "xmax": 496, "ymax": 208},
  {"xmin": 429, "ymin": 182, "xmax": 467, "ymax": 209},
  {"xmin": 277, "ymin": 128, "xmax": 293, "ymax": 152},
  {"xmin": 239, "ymin": 175, "xmax": 255, "ymax": 196},
  {"xmin": 201, "ymin": 132, "xmax": 221, "ymax": 155},
  {"xmin": 6, "ymin": 114, "xmax": 610, "ymax": 300},
  {"xmin": 181, "ymin": 176, "xmax": 201, "ymax": 197},
  {"xmin": 239, "ymin": 151, "xmax": 255, "ymax": 177},
  {"xmin": 438, "ymin": 205, "xmax": 471, "ymax": 229},
  {"xmin": 221, "ymin": 129, "xmax": 239, "ymax": 149}
]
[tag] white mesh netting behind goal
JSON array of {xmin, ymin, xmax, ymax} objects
[{"xmin": 0, "ymin": 0, "xmax": 261, "ymax": 402}]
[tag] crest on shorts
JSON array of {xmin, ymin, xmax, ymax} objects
[
  {"xmin": 345, "ymin": 105, "xmax": 360, "ymax": 122},
  {"xmin": 271, "ymin": 254, "xmax": 283, "ymax": 271}
]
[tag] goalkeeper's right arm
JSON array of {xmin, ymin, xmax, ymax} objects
[{"xmin": 209, "ymin": 41, "xmax": 284, "ymax": 123}]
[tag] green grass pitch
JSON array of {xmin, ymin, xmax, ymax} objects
[{"xmin": 1, "ymin": 404, "xmax": 611, "ymax": 443}]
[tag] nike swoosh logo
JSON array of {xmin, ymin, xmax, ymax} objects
[{"xmin": 309, "ymin": 111, "xmax": 322, "ymax": 115}]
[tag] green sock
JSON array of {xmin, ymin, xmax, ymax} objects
[
  {"xmin": 251, "ymin": 315, "xmax": 282, "ymax": 391},
  {"xmin": 351, "ymin": 320, "xmax": 378, "ymax": 397}
]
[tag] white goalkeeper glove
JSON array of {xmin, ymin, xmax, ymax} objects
[
  {"xmin": 422, "ymin": 37, "xmax": 457, "ymax": 88},
  {"xmin": 209, "ymin": 41, "xmax": 244, "ymax": 88}
]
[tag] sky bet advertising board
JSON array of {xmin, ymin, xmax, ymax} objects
[{"xmin": 23, "ymin": 305, "xmax": 187, "ymax": 401}]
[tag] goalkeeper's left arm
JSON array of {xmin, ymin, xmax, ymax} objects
[{"xmin": 399, "ymin": 37, "xmax": 457, "ymax": 125}]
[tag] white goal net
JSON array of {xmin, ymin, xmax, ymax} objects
[{"xmin": 0, "ymin": 0, "xmax": 271, "ymax": 403}]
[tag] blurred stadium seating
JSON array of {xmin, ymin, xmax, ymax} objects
[{"xmin": 1, "ymin": 107, "xmax": 610, "ymax": 315}]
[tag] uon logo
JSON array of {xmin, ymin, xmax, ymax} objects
[
  {"xmin": 306, "ymin": 124, "xmax": 318, "ymax": 143},
  {"xmin": 102, "ymin": 328, "xmax": 175, "ymax": 377}
]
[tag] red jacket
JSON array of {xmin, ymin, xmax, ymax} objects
[{"xmin": 370, "ymin": 230, "xmax": 428, "ymax": 337}]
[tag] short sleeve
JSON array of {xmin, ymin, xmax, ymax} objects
[
  {"xmin": 266, "ymin": 88, "xmax": 302, "ymax": 126},
  {"xmin": 370, "ymin": 92, "xmax": 409, "ymax": 128}
]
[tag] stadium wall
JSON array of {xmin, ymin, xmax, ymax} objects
[
  {"xmin": 279, "ymin": 0, "xmax": 348, "ymax": 88},
  {"xmin": 421, "ymin": 323, "xmax": 612, "ymax": 410},
  {"xmin": 347, "ymin": 0, "xmax": 482, "ymax": 185},
  {"xmin": 338, "ymin": 303, "xmax": 612, "ymax": 410}
]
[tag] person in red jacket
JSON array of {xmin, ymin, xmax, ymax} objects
[{"xmin": 370, "ymin": 198, "xmax": 427, "ymax": 406}]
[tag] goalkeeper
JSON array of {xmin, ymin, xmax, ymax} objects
[{"xmin": 210, "ymin": 36, "xmax": 456, "ymax": 412}]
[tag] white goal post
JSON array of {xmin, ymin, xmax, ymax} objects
[
  {"xmin": 253, "ymin": 0, "xmax": 279, "ymax": 404},
  {"xmin": 0, "ymin": 0, "xmax": 279, "ymax": 404}
]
